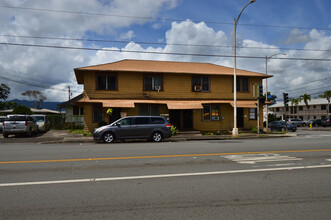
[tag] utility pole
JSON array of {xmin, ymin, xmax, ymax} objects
[{"xmin": 68, "ymin": 86, "xmax": 71, "ymax": 100}]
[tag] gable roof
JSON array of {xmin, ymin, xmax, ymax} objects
[
  {"xmin": 74, "ymin": 59, "xmax": 271, "ymax": 84},
  {"xmin": 57, "ymin": 93, "xmax": 84, "ymax": 108}
]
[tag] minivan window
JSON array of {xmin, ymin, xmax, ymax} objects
[
  {"xmin": 32, "ymin": 116, "xmax": 45, "ymax": 122},
  {"xmin": 119, "ymin": 118, "xmax": 133, "ymax": 125},
  {"xmin": 134, "ymin": 117, "xmax": 150, "ymax": 125},
  {"xmin": 7, "ymin": 116, "xmax": 26, "ymax": 121},
  {"xmin": 151, "ymin": 117, "xmax": 165, "ymax": 124}
]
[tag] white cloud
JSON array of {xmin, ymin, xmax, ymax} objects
[
  {"xmin": 0, "ymin": 0, "xmax": 178, "ymax": 102},
  {"xmin": 119, "ymin": 31, "xmax": 135, "ymax": 40},
  {"xmin": 90, "ymin": 20, "xmax": 331, "ymax": 101}
]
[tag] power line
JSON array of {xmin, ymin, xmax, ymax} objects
[
  {"xmin": 0, "ymin": 75, "xmax": 80, "ymax": 93},
  {"xmin": 275, "ymin": 76, "xmax": 331, "ymax": 92},
  {"xmin": 1, "ymin": 34, "xmax": 330, "ymax": 53},
  {"xmin": 1, "ymin": 42, "xmax": 331, "ymax": 61},
  {"xmin": 0, "ymin": 5, "xmax": 330, "ymax": 31}
]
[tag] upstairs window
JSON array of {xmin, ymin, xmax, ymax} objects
[
  {"xmin": 144, "ymin": 75, "xmax": 163, "ymax": 91},
  {"xmin": 236, "ymin": 77, "xmax": 249, "ymax": 92},
  {"xmin": 97, "ymin": 74, "xmax": 117, "ymax": 90},
  {"xmin": 192, "ymin": 76, "xmax": 210, "ymax": 92}
]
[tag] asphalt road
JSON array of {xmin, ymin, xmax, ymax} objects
[{"xmin": 1, "ymin": 131, "xmax": 331, "ymax": 219}]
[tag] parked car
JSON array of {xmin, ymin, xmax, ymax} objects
[
  {"xmin": 268, "ymin": 120, "xmax": 297, "ymax": 132},
  {"xmin": 3, "ymin": 115, "xmax": 38, "ymax": 138},
  {"xmin": 0, "ymin": 116, "xmax": 6, "ymax": 133},
  {"xmin": 287, "ymin": 118, "xmax": 304, "ymax": 127},
  {"xmin": 93, "ymin": 116, "xmax": 172, "ymax": 143},
  {"xmin": 322, "ymin": 118, "xmax": 331, "ymax": 127},
  {"xmin": 32, "ymin": 114, "xmax": 50, "ymax": 132},
  {"xmin": 307, "ymin": 119, "xmax": 323, "ymax": 127}
]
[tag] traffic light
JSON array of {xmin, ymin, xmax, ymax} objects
[
  {"xmin": 283, "ymin": 92, "xmax": 289, "ymax": 108},
  {"xmin": 258, "ymin": 85, "xmax": 263, "ymax": 98}
]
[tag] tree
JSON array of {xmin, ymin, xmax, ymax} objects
[
  {"xmin": 0, "ymin": 101, "xmax": 17, "ymax": 110},
  {"xmin": 21, "ymin": 90, "xmax": 47, "ymax": 109},
  {"xmin": 0, "ymin": 83, "xmax": 10, "ymax": 100},
  {"xmin": 36, "ymin": 94, "xmax": 47, "ymax": 109},
  {"xmin": 290, "ymin": 97, "xmax": 301, "ymax": 117},
  {"xmin": 12, "ymin": 105, "xmax": 32, "ymax": 114},
  {"xmin": 319, "ymin": 90, "xmax": 331, "ymax": 116},
  {"xmin": 300, "ymin": 93, "xmax": 311, "ymax": 119}
]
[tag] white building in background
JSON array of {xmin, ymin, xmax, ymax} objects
[{"xmin": 267, "ymin": 98, "xmax": 330, "ymax": 121}]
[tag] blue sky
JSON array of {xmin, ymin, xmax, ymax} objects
[{"xmin": 0, "ymin": 0, "xmax": 330, "ymax": 102}]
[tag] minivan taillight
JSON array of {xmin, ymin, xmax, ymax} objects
[
  {"xmin": 25, "ymin": 121, "xmax": 28, "ymax": 126},
  {"xmin": 166, "ymin": 124, "xmax": 171, "ymax": 128}
]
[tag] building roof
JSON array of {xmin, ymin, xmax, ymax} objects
[
  {"xmin": 270, "ymin": 98, "xmax": 329, "ymax": 108},
  {"xmin": 74, "ymin": 59, "xmax": 272, "ymax": 84},
  {"xmin": 0, "ymin": 108, "xmax": 62, "ymax": 115},
  {"xmin": 58, "ymin": 93, "xmax": 84, "ymax": 108}
]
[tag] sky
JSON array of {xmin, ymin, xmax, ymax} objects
[{"xmin": 0, "ymin": 0, "xmax": 330, "ymax": 103}]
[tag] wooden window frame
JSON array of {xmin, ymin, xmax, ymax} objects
[
  {"xmin": 192, "ymin": 76, "xmax": 210, "ymax": 92},
  {"xmin": 249, "ymin": 108, "xmax": 257, "ymax": 120},
  {"xmin": 143, "ymin": 74, "xmax": 164, "ymax": 91},
  {"xmin": 96, "ymin": 73, "xmax": 118, "ymax": 91},
  {"xmin": 202, "ymin": 105, "xmax": 220, "ymax": 121},
  {"xmin": 234, "ymin": 77, "xmax": 250, "ymax": 93}
]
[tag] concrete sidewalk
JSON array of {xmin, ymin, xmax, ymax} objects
[{"xmin": 0, "ymin": 130, "xmax": 297, "ymax": 144}]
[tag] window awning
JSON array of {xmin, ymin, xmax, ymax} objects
[
  {"xmin": 78, "ymin": 97, "xmax": 257, "ymax": 109},
  {"xmin": 166, "ymin": 101, "xmax": 203, "ymax": 109},
  {"xmin": 230, "ymin": 101, "xmax": 257, "ymax": 108},
  {"xmin": 102, "ymin": 100, "xmax": 135, "ymax": 108}
]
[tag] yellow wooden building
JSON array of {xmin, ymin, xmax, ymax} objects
[{"xmin": 74, "ymin": 59, "xmax": 271, "ymax": 133}]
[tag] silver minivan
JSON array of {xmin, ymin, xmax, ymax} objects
[
  {"xmin": 32, "ymin": 114, "xmax": 50, "ymax": 132},
  {"xmin": 3, "ymin": 115, "xmax": 38, "ymax": 138},
  {"xmin": 93, "ymin": 116, "xmax": 172, "ymax": 143}
]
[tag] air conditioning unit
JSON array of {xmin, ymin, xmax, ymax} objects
[
  {"xmin": 154, "ymin": 86, "xmax": 161, "ymax": 91},
  {"xmin": 194, "ymin": 86, "xmax": 201, "ymax": 91}
]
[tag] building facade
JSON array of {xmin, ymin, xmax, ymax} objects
[
  {"xmin": 74, "ymin": 60, "xmax": 271, "ymax": 133},
  {"xmin": 268, "ymin": 98, "xmax": 331, "ymax": 121}
]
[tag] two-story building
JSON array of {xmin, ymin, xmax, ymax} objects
[
  {"xmin": 74, "ymin": 59, "xmax": 271, "ymax": 133},
  {"xmin": 268, "ymin": 98, "xmax": 331, "ymax": 121}
]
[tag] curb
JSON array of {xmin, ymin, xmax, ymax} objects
[{"xmin": 39, "ymin": 133, "xmax": 297, "ymax": 144}]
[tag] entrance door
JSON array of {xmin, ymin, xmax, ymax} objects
[
  {"xmin": 237, "ymin": 108, "xmax": 244, "ymax": 128},
  {"xmin": 169, "ymin": 110, "xmax": 193, "ymax": 130},
  {"xmin": 182, "ymin": 109, "xmax": 193, "ymax": 130}
]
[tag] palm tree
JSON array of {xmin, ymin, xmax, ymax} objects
[
  {"xmin": 290, "ymin": 97, "xmax": 302, "ymax": 117},
  {"xmin": 320, "ymin": 90, "xmax": 331, "ymax": 117},
  {"xmin": 300, "ymin": 93, "xmax": 311, "ymax": 119}
]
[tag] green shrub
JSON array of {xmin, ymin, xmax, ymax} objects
[
  {"xmin": 250, "ymin": 126, "xmax": 258, "ymax": 133},
  {"xmin": 171, "ymin": 125, "xmax": 178, "ymax": 135}
]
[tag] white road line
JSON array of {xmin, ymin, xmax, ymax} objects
[
  {"xmin": 1, "ymin": 164, "xmax": 331, "ymax": 187},
  {"xmin": 223, "ymin": 154, "xmax": 302, "ymax": 164}
]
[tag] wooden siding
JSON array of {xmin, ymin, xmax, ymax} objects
[{"xmin": 83, "ymin": 71, "xmax": 262, "ymax": 100}]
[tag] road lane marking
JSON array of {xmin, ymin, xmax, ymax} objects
[
  {"xmin": 0, "ymin": 149, "xmax": 331, "ymax": 165},
  {"xmin": 223, "ymin": 154, "xmax": 302, "ymax": 164},
  {"xmin": 1, "ymin": 164, "xmax": 331, "ymax": 187}
]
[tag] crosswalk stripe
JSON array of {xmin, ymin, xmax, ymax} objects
[{"xmin": 223, "ymin": 154, "xmax": 302, "ymax": 164}]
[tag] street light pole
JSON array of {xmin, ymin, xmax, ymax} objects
[
  {"xmin": 265, "ymin": 53, "xmax": 286, "ymax": 133},
  {"xmin": 232, "ymin": 0, "xmax": 256, "ymax": 137}
]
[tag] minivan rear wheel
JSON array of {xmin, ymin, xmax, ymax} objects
[
  {"xmin": 103, "ymin": 132, "xmax": 115, "ymax": 143},
  {"xmin": 152, "ymin": 131, "xmax": 163, "ymax": 142}
]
